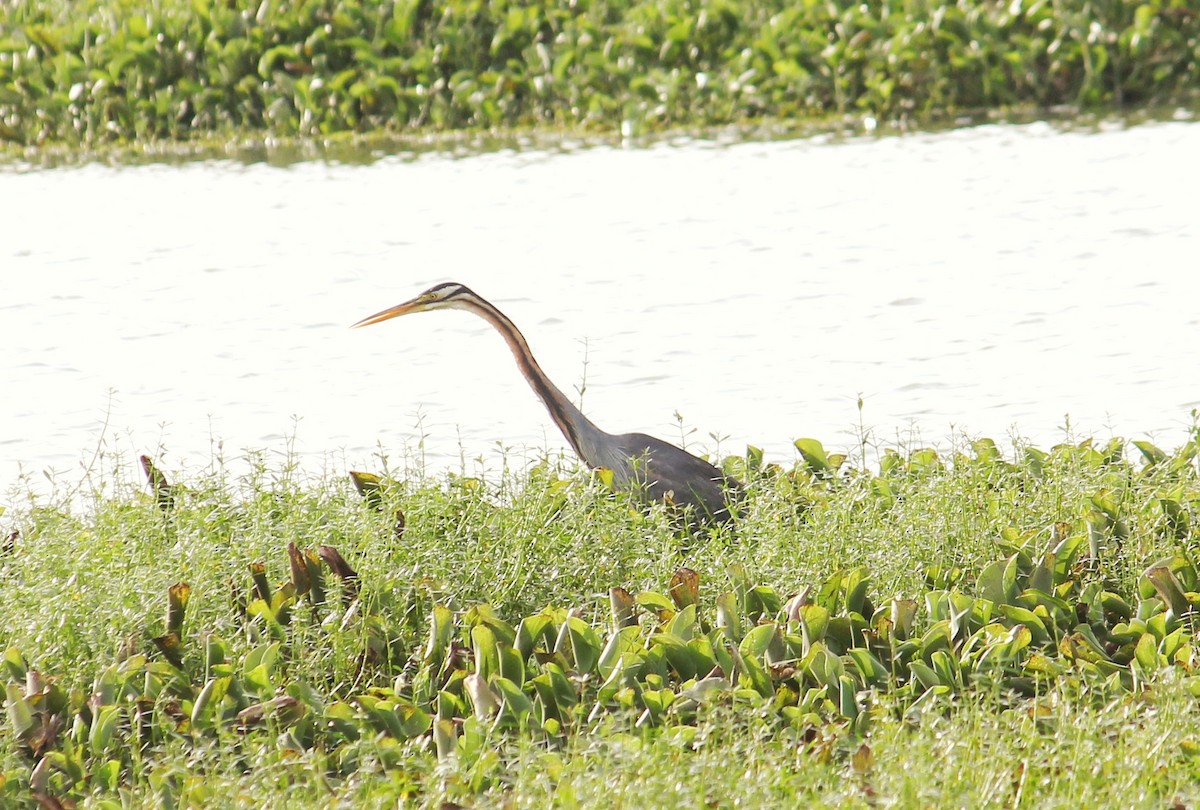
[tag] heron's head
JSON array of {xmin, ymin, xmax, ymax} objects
[{"xmin": 352, "ymin": 282, "xmax": 477, "ymax": 328}]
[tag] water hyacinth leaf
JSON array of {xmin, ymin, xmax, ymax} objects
[
  {"xmin": 1163, "ymin": 556, "xmax": 1198, "ymax": 592},
  {"xmin": 1059, "ymin": 626, "xmax": 1111, "ymax": 664},
  {"xmin": 1108, "ymin": 620, "xmax": 1144, "ymax": 646},
  {"xmin": 249, "ymin": 563, "xmax": 272, "ymax": 604},
  {"xmin": 609, "ymin": 588, "xmax": 638, "ymax": 629},
  {"xmin": 2, "ymin": 648, "xmax": 27, "ymax": 681},
  {"xmin": 696, "ymin": 636, "xmax": 727, "ymax": 675},
  {"xmin": 1146, "ymin": 611, "xmax": 1171, "ymax": 642},
  {"xmin": 560, "ymin": 616, "xmax": 602, "ymax": 675},
  {"xmin": 978, "ymin": 555, "xmax": 1020, "ymax": 606},
  {"xmin": 871, "ymin": 476, "xmax": 896, "ymax": 505},
  {"xmin": 907, "ymin": 448, "xmax": 941, "ymax": 474},
  {"xmin": 715, "ymin": 592, "xmax": 744, "ymax": 642},
  {"xmin": 472, "ymin": 624, "xmax": 499, "ymax": 682},
  {"xmin": 140, "ymin": 455, "xmax": 174, "ymax": 510},
  {"xmin": 5, "ymin": 683, "xmax": 34, "ymax": 742},
  {"xmin": 843, "ymin": 567, "xmax": 871, "ymax": 616},
  {"xmin": 745, "ymin": 444, "xmax": 764, "ymax": 473},
  {"xmin": 191, "ymin": 676, "xmax": 232, "ymax": 729},
  {"xmin": 247, "ymin": 599, "xmax": 286, "ymax": 640},
  {"xmin": 1024, "ymin": 447, "xmax": 1048, "ymax": 476},
  {"xmin": 1090, "ymin": 489, "xmax": 1121, "ymax": 521},
  {"xmin": 466, "ymin": 604, "xmax": 517, "ymax": 647},
  {"xmin": 635, "ymin": 591, "xmax": 676, "ymax": 623},
  {"xmin": 1134, "ymin": 440, "xmax": 1168, "ymax": 466},
  {"xmin": 531, "ymin": 666, "xmax": 577, "ymax": 726},
  {"xmin": 1050, "ymin": 523, "xmax": 1082, "ymax": 558},
  {"xmin": 924, "ymin": 565, "xmax": 965, "ymax": 590},
  {"xmin": 846, "ymin": 647, "xmax": 890, "ymax": 687},
  {"xmin": 497, "ymin": 641, "xmax": 525, "ymax": 687},
  {"xmin": 733, "ymin": 643, "xmax": 773, "ymax": 698},
  {"xmin": 301, "ymin": 547, "xmax": 326, "ymax": 606},
  {"xmin": 152, "ymin": 632, "xmax": 185, "ymax": 669},
  {"xmin": 681, "ymin": 675, "xmax": 731, "ymax": 705},
  {"xmin": 890, "ymin": 599, "xmax": 917, "ymax": 640},
  {"xmin": 349, "ymin": 471, "xmax": 384, "ymax": 511},
  {"xmin": 1023, "ymin": 652, "xmax": 1067, "ymax": 677},
  {"xmin": 794, "ymin": 438, "xmax": 838, "ymax": 478},
  {"xmin": 321, "ymin": 700, "xmax": 357, "ymax": 744},
  {"xmin": 909, "ymin": 660, "xmax": 942, "ymax": 690},
  {"xmin": 242, "ymin": 642, "xmax": 281, "ymax": 683},
  {"xmin": 806, "ymin": 644, "xmax": 844, "ymax": 689},
  {"xmin": 783, "ymin": 586, "xmax": 811, "ymax": 623},
  {"xmin": 88, "ymin": 704, "xmax": 121, "ymax": 755},
  {"xmin": 287, "ymin": 543, "xmax": 310, "ymax": 597},
  {"xmin": 515, "ymin": 612, "xmax": 556, "ymax": 659},
  {"xmin": 597, "ymin": 626, "xmax": 642, "ymax": 681},
  {"xmin": 317, "ymin": 545, "xmax": 360, "ymax": 603},
  {"xmin": 816, "ymin": 569, "xmax": 845, "ymax": 613},
  {"xmin": 165, "ymin": 583, "xmax": 190, "ymax": 637},
  {"xmin": 1028, "ymin": 554, "xmax": 1055, "ymax": 595},
  {"xmin": 993, "ymin": 624, "xmax": 1033, "ymax": 663},
  {"xmin": 1134, "ymin": 632, "xmax": 1160, "ymax": 673},
  {"xmin": 640, "ymin": 687, "xmax": 675, "ymax": 724},
  {"xmin": 270, "ymin": 584, "xmax": 297, "ymax": 628},
  {"xmin": 1099, "ymin": 592, "xmax": 1134, "ymax": 622},
  {"xmin": 930, "ymin": 650, "xmax": 960, "ymax": 688},
  {"xmin": 424, "ymin": 604, "xmax": 455, "ymax": 668},
  {"xmin": 491, "ymin": 675, "xmax": 535, "ymax": 729},
  {"xmin": 649, "ymin": 634, "xmax": 698, "ymax": 681},
  {"xmin": 798, "ymin": 604, "xmax": 829, "ymax": 652},
  {"xmin": 464, "ymin": 673, "xmax": 500, "ymax": 720},
  {"xmin": 357, "ymin": 694, "xmax": 404, "ymax": 739},
  {"xmin": 89, "ymin": 663, "xmax": 119, "ymax": 705},
  {"xmin": 1158, "ymin": 491, "xmax": 1190, "ymax": 540},
  {"xmin": 740, "ymin": 623, "xmax": 780, "ymax": 660},
  {"xmin": 1144, "ymin": 565, "xmax": 1192, "ymax": 617},
  {"xmin": 918, "ymin": 620, "xmax": 953, "ymax": 659},
  {"xmin": 596, "ymin": 655, "xmax": 632, "ymax": 706},
  {"xmin": 195, "ymin": 638, "xmax": 225, "ymax": 677},
  {"xmin": 837, "ymin": 674, "xmax": 860, "ymax": 721},
  {"xmin": 95, "ymin": 759, "xmax": 120, "ymax": 792},
  {"xmin": 973, "ymin": 438, "xmax": 1002, "ymax": 463},
  {"xmin": 436, "ymin": 689, "xmax": 467, "ymax": 724},
  {"xmin": 540, "ymin": 665, "xmax": 579, "ymax": 715},
  {"xmin": 665, "ymin": 604, "xmax": 698, "ymax": 641},
  {"xmin": 434, "ymin": 718, "xmax": 457, "ymax": 760},
  {"xmin": 669, "ymin": 567, "xmax": 700, "ymax": 610},
  {"xmin": 998, "ymin": 605, "xmax": 1049, "ymax": 644},
  {"xmin": 746, "ymin": 585, "xmax": 783, "ymax": 621}
]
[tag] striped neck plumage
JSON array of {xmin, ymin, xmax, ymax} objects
[{"xmin": 458, "ymin": 293, "xmax": 607, "ymax": 461}]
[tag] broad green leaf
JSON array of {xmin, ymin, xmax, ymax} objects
[
  {"xmin": 5, "ymin": 684, "xmax": 33, "ymax": 741},
  {"xmin": 1134, "ymin": 632, "xmax": 1160, "ymax": 673},
  {"xmin": 472, "ymin": 624, "xmax": 499, "ymax": 682}
]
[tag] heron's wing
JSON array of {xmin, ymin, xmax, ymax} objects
[{"xmin": 614, "ymin": 433, "xmax": 743, "ymax": 523}]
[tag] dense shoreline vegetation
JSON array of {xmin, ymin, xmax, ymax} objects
[
  {"xmin": 1, "ymin": 0, "xmax": 1198, "ymax": 152},
  {"xmin": 3, "ymin": 429, "xmax": 1200, "ymax": 806}
]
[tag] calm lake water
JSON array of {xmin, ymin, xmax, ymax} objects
[{"xmin": 3, "ymin": 113, "xmax": 1199, "ymax": 493}]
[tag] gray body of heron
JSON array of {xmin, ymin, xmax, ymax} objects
[{"xmin": 353, "ymin": 282, "xmax": 743, "ymax": 526}]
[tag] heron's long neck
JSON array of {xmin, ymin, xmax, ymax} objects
[{"xmin": 466, "ymin": 298, "xmax": 608, "ymax": 461}]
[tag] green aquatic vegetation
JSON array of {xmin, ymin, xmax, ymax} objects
[
  {"xmin": 2, "ymin": 429, "xmax": 1200, "ymax": 805},
  {"xmin": 1, "ymin": 0, "xmax": 1197, "ymax": 150}
]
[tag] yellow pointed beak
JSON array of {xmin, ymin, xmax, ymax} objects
[{"xmin": 351, "ymin": 299, "xmax": 426, "ymax": 329}]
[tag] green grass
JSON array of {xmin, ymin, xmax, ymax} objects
[
  {"xmin": 3, "ymin": 426, "xmax": 1200, "ymax": 807},
  {"xmin": 2, "ymin": 0, "xmax": 1198, "ymax": 153}
]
